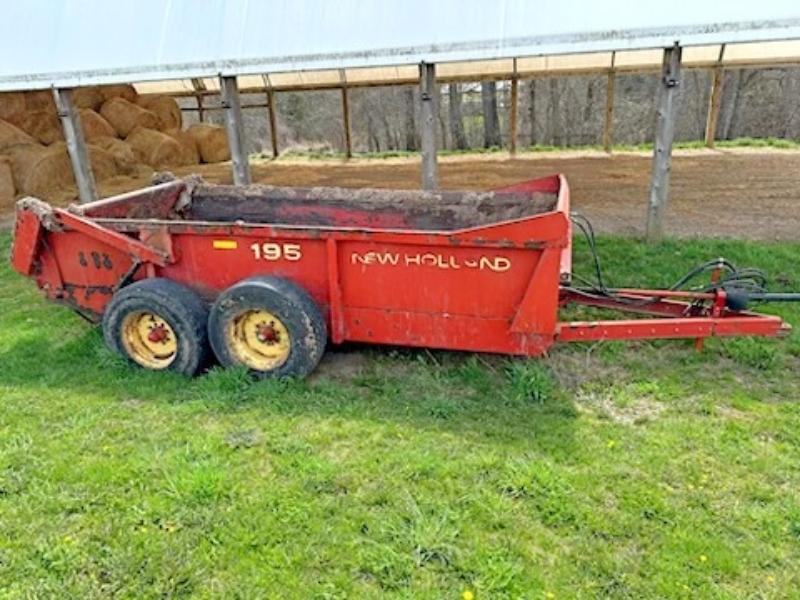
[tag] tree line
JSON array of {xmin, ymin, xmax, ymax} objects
[{"xmin": 185, "ymin": 67, "xmax": 800, "ymax": 156}]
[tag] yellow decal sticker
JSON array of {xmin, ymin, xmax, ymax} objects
[{"xmin": 213, "ymin": 240, "xmax": 238, "ymax": 250}]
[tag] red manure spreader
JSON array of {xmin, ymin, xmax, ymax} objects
[{"xmin": 9, "ymin": 174, "xmax": 794, "ymax": 377}]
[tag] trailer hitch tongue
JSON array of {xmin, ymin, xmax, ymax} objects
[{"xmin": 724, "ymin": 288, "xmax": 800, "ymax": 311}]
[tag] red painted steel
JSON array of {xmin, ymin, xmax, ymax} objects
[
  {"xmin": 10, "ymin": 207, "xmax": 43, "ymax": 276},
  {"xmin": 9, "ymin": 174, "xmax": 791, "ymax": 358}
]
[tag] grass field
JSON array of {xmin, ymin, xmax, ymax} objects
[
  {"xmin": 270, "ymin": 137, "xmax": 800, "ymax": 161},
  {"xmin": 1, "ymin": 231, "xmax": 799, "ymax": 598}
]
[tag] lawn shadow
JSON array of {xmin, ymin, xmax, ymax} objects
[{"xmin": 0, "ymin": 322, "xmax": 580, "ymax": 460}]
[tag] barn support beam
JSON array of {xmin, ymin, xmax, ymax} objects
[
  {"xmin": 340, "ymin": 70, "xmax": 353, "ymax": 159},
  {"xmin": 603, "ymin": 52, "xmax": 616, "ymax": 153},
  {"xmin": 53, "ymin": 87, "xmax": 97, "ymax": 204},
  {"xmin": 509, "ymin": 59, "xmax": 519, "ymax": 155},
  {"xmin": 266, "ymin": 87, "xmax": 279, "ymax": 159},
  {"xmin": 191, "ymin": 78, "xmax": 207, "ymax": 123},
  {"xmin": 704, "ymin": 45, "xmax": 726, "ymax": 148},
  {"xmin": 197, "ymin": 95, "xmax": 205, "ymax": 122},
  {"xmin": 419, "ymin": 62, "xmax": 438, "ymax": 190},
  {"xmin": 646, "ymin": 44, "xmax": 682, "ymax": 242},
  {"xmin": 220, "ymin": 75, "xmax": 251, "ymax": 185}
]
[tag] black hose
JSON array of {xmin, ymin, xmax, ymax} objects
[
  {"xmin": 567, "ymin": 212, "xmax": 796, "ymax": 308},
  {"xmin": 747, "ymin": 293, "xmax": 800, "ymax": 302}
]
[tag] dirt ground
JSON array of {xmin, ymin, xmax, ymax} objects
[{"xmin": 3, "ymin": 148, "xmax": 800, "ymax": 241}]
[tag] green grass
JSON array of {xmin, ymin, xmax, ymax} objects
[
  {"xmin": 1, "ymin": 232, "xmax": 799, "ymax": 598},
  {"xmin": 258, "ymin": 137, "xmax": 800, "ymax": 162}
]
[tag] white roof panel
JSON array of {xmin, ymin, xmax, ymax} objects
[{"xmin": 2, "ymin": 0, "xmax": 799, "ymax": 92}]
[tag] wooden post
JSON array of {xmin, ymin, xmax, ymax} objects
[
  {"xmin": 419, "ymin": 62, "xmax": 438, "ymax": 190},
  {"xmin": 704, "ymin": 45, "xmax": 726, "ymax": 148},
  {"xmin": 219, "ymin": 75, "xmax": 251, "ymax": 185},
  {"xmin": 266, "ymin": 87, "xmax": 279, "ymax": 159},
  {"xmin": 197, "ymin": 96, "xmax": 205, "ymax": 122},
  {"xmin": 53, "ymin": 87, "xmax": 97, "ymax": 204},
  {"xmin": 646, "ymin": 44, "xmax": 682, "ymax": 242},
  {"xmin": 191, "ymin": 78, "xmax": 206, "ymax": 122},
  {"xmin": 340, "ymin": 70, "xmax": 353, "ymax": 159},
  {"xmin": 509, "ymin": 59, "xmax": 519, "ymax": 155},
  {"xmin": 603, "ymin": 51, "xmax": 616, "ymax": 153}
]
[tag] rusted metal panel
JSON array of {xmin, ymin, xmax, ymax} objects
[
  {"xmin": 10, "ymin": 207, "xmax": 43, "ymax": 276},
  {"xmin": 69, "ymin": 180, "xmax": 187, "ymax": 220}
]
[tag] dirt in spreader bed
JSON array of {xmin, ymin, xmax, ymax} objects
[{"xmin": 186, "ymin": 183, "xmax": 557, "ymax": 230}]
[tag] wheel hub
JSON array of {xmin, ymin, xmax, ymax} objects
[
  {"xmin": 256, "ymin": 322, "xmax": 280, "ymax": 344},
  {"xmin": 120, "ymin": 311, "xmax": 178, "ymax": 369},
  {"xmin": 228, "ymin": 309, "xmax": 291, "ymax": 371}
]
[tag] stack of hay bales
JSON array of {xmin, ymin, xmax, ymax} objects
[{"xmin": 0, "ymin": 84, "xmax": 230, "ymax": 205}]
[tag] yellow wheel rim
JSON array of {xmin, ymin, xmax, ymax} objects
[
  {"xmin": 120, "ymin": 311, "xmax": 178, "ymax": 369},
  {"xmin": 227, "ymin": 309, "xmax": 291, "ymax": 371}
]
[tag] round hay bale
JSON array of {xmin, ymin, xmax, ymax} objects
[
  {"xmin": 164, "ymin": 128, "xmax": 199, "ymax": 165},
  {"xmin": 25, "ymin": 90, "xmax": 56, "ymax": 114},
  {"xmin": 101, "ymin": 97, "xmax": 160, "ymax": 137},
  {"xmin": 92, "ymin": 136, "xmax": 137, "ymax": 174},
  {"xmin": 0, "ymin": 92, "xmax": 26, "ymax": 120},
  {"xmin": 5, "ymin": 143, "xmax": 73, "ymax": 198},
  {"xmin": 126, "ymin": 127, "xmax": 183, "ymax": 168},
  {"xmin": 137, "ymin": 95, "xmax": 182, "ymax": 131},
  {"xmin": 73, "ymin": 87, "xmax": 104, "ymax": 110},
  {"xmin": 187, "ymin": 123, "xmax": 230, "ymax": 163},
  {"xmin": 0, "ymin": 119, "xmax": 36, "ymax": 151},
  {"xmin": 7, "ymin": 110, "xmax": 63, "ymax": 145},
  {"xmin": 99, "ymin": 84, "xmax": 138, "ymax": 104},
  {"xmin": 86, "ymin": 144, "xmax": 119, "ymax": 182},
  {"xmin": 78, "ymin": 109, "xmax": 116, "ymax": 142},
  {"xmin": 6, "ymin": 141, "xmax": 118, "ymax": 198},
  {"xmin": 0, "ymin": 156, "xmax": 15, "ymax": 203}
]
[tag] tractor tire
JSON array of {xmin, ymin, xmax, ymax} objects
[
  {"xmin": 102, "ymin": 278, "xmax": 210, "ymax": 376},
  {"xmin": 208, "ymin": 276, "xmax": 327, "ymax": 379}
]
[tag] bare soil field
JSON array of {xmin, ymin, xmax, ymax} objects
[{"xmin": 3, "ymin": 149, "xmax": 800, "ymax": 241}]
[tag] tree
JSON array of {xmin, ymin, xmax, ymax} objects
[
  {"xmin": 366, "ymin": 112, "xmax": 380, "ymax": 152},
  {"xmin": 481, "ymin": 81, "xmax": 501, "ymax": 147},
  {"xmin": 528, "ymin": 80, "xmax": 537, "ymax": 145},
  {"xmin": 720, "ymin": 70, "xmax": 757, "ymax": 139},
  {"xmin": 547, "ymin": 79, "xmax": 559, "ymax": 145},
  {"xmin": 448, "ymin": 84, "xmax": 468, "ymax": 150},
  {"xmin": 403, "ymin": 87, "xmax": 417, "ymax": 150}
]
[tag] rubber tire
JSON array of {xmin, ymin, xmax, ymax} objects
[
  {"xmin": 208, "ymin": 276, "xmax": 327, "ymax": 379},
  {"xmin": 102, "ymin": 278, "xmax": 210, "ymax": 376}
]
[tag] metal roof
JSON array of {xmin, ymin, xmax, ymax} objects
[
  {"xmin": 131, "ymin": 41, "xmax": 800, "ymax": 96},
  {"xmin": 1, "ymin": 0, "xmax": 800, "ymax": 92}
]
